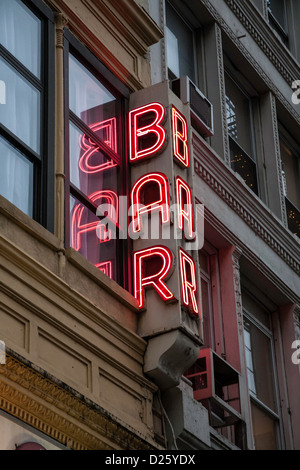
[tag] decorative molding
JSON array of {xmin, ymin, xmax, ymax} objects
[
  {"xmin": 47, "ymin": 0, "xmax": 162, "ymax": 91},
  {"xmin": 224, "ymin": 0, "xmax": 300, "ymax": 86},
  {"xmin": 201, "ymin": 0, "xmax": 300, "ymax": 126},
  {"xmin": 193, "ymin": 134, "xmax": 300, "ymax": 278},
  {"xmin": 0, "ymin": 352, "xmax": 160, "ymax": 450},
  {"xmin": 232, "ymin": 247, "xmax": 243, "ymax": 334}
]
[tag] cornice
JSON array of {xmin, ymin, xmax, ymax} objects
[
  {"xmin": 224, "ymin": 0, "xmax": 300, "ymax": 86},
  {"xmin": 0, "ymin": 352, "xmax": 161, "ymax": 450},
  {"xmin": 193, "ymin": 133, "xmax": 300, "ymax": 278},
  {"xmin": 201, "ymin": 0, "xmax": 300, "ymax": 125}
]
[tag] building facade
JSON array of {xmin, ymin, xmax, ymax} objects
[{"xmin": 0, "ymin": 0, "xmax": 299, "ymax": 451}]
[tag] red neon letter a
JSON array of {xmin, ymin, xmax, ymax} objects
[
  {"xmin": 133, "ymin": 246, "xmax": 175, "ymax": 309},
  {"xmin": 179, "ymin": 248, "xmax": 199, "ymax": 316},
  {"xmin": 129, "ymin": 103, "xmax": 166, "ymax": 162},
  {"xmin": 131, "ymin": 172, "xmax": 170, "ymax": 233},
  {"xmin": 176, "ymin": 176, "xmax": 195, "ymax": 240}
]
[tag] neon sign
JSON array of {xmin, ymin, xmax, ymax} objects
[
  {"xmin": 129, "ymin": 102, "xmax": 166, "ymax": 162},
  {"xmin": 130, "ymin": 101, "xmax": 200, "ymax": 318},
  {"xmin": 133, "ymin": 246, "xmax": 175, "ymax": 309},
  {"xmin": 71, "ymin": 190, "xmax": 118, "ymax": 250},
  {"xmin": 79, "ymin": 118, "xmax": 117, "ymax": 174},
  {"xmin": 176, "ymin": 176, "xmax": 195, "ymax": 240},
  {"xmin": 130, "ymin": 172, "xmax": 170, "ymax": 233},
  {"xmin": 179, "ymin": 248, "xmax": 198, "ymax": 315},
  {"xmin": 172, "ymin": 106, "xmax": 189, "ymax": 168}
]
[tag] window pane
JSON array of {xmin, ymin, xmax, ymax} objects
[
  {"xmin": 0, "ymin": 0, "xmax": 41, "ymax": 78},
  {"xmin": 0, "ymin": 135, "xmax": 33, "ymax": 216},
  {"xmin": 243, "ymin": 318, "xmax": 277, "ymax": 411},
  {"xmin": 0, "ymin": 57, "xmax": 40, "ymax": 153},
  {"xmin": 251, "ymin": 401, "xmax": 278, "ymax": 450},
  {"xmin": 69, "ymin": 121, "xmax": 118, "ymax": 198},
  {"xmin": 166, "ymin": 3, "xmax": 195, "ymax": 82},
  {"xmin": 268, "ymin": 0, "xmax": 286, "ymax": 30},
  {"xmin": 69, "ymin": 55, "xmax": 119, "ymax": 133},
  {"xmin": 70, "ymin": 195, "xmax": 118, "ymax": 281},
  {"xmin": 280, "ymin": 140, "xmax": 300, "ymax": 209},
  {"xmin": 225, "ymin": 74, "xmax": 253, "ymax": 157}
]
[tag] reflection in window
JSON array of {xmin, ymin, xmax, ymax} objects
[{"xmin": 67, "ymin": 48, "xmax": 128, "ymax": 286}]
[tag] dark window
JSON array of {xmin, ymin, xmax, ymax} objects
[
  {"xmin": 267, "ymin": 0, "xmax": 289, "ymax": 46},
  {"xmin": 225, "ymin": 72, "xmax": 259, "ymax": 195},
  {"xmin": 0, "ymin": 0, "xmax": 55, "ymax": 230},
  {"xmin": 64, "ymin": 31, "xmax": 130, "ymax": 288},
  {"xmin": 165, "ymin": 1, "xmax": 196, "ymax": 82},
  {"xmin": 279, "ymin": 130, "xmax": 300, "ymax": 237},
  {"xmin": 243, "ymin": 291, "xmax": 282, "ymax": 449}
]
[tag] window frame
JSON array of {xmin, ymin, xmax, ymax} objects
[
  {"xmin": 165, "ymin": 0, "xmax": 199, "ymax": 85},
  {"xmin": 267, "ymin": 0, "xmax": 289, "ymax": 46},
  {"xmin": 278, "ymin": 122, "xmax": 300, "ymax": 237},
  {"xmin": 242, "ymin": 300, "xmax": 283, "ymax": 449},
  {"xmin": 224, "ymin": 62, "xmax": 260, "ymax": 196},
  {"xmin": 0, "ymin": 0, "xmax": 55, "ymax": 231},
  {"xmin": 63, "ymin": 30, "xmax": 131, "ymax": 291}
]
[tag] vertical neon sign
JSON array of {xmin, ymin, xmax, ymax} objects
[
  {"xmin": 133, "ymin": 246, "xmax": 175, "ymax": 309},
  {"xmin": 129, "ymin": 103, "xmax": 167, "ymax": 162}
]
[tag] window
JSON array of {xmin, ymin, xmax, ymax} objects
[
  {"xmin": 279, "ymin": 127, "xmax": 300, "ymax": 237},
  {"xmin": 198, "ymin": 247, "xmax": 216, "ymax": 350},
  {"xmin": 64, "ymin": 31, "xmax": 130, "ymax": 288},
  {"xmin": 242, "ymin": 291, "xmax": 282, "ymax": 449},
  {"xmin": 165, "ymin": 2, "xmax": 196, "ymax": 82},
  {"xmin": 0, "ymin": 0, "xmax": 54, "ymax": 230},
  {"xmin": 225, "ymin": 71, "xmax": 259, "ymax": 195},
  {"xmin": 267, "ymin": 0, "xmax": 289, "ymax": 46}
]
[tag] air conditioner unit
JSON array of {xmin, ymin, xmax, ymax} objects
[
  {"xmin": 185, "ymin": 348, "xmax": 242, "ymax": 428},
  {"xmin": 171, "ymin": 76, "xmax": 214, "ymax": 138}
]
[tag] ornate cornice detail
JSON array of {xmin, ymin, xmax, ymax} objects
[
  {"xmin": 223, "ymin": 0, "xmax": 299, "ymax": 86},
  {"xmin": 201, "ymin": 0, "xmax": 300, "ymax": 125},
  {"xmin": 0, "ymin": 353, "xmax": 161, "ymax": 450},
  {"xmin": 193, "ymin": 135, "xmax": 300, "ymax": 277}
]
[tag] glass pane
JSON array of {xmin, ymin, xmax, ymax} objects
[
  {"xmin": 225, "ymin": 74, "xmax": 253, "ymax": 158},
  {"xmin": 268, "ymin": 0, "xmax": 286, "ymax": 30},
  {"xmin": 166, "ymin": 3, "xmax": 195, "ymax": 82},
  {"xmin": 280, "ymin": 140, "xmax": 300, "ymax": 209},
  {"xmin": 229, "ymin": 137, "xmax": 258, "ymax": 195},
  {"xmin": 0, "ymin": 57, "xmax": 40, "ymax": 153},
  {"xmin": 0, "ymin": 135, "xmax": 33, "ymax": 216},
  {"xmin": 251, "ymin": 401, "xmax": 278, "ymax": 450},
  {"xmin": 0, "ymin": 0, "xmax": 41, "ymax": 78},
  {"xmin": 70, "ymin": 195, "xmax": 118, "ymax": 281},
  {"xmin": 69, "ymin": 55, "xmax": 119, "ymax": 138},
  {"xmin": 69, "ymin": 121, "xmax": 118, "ymax": 198},
  {"xmin": 243, "ymin": 318, "xmax": 277, "ymax": 411}
]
